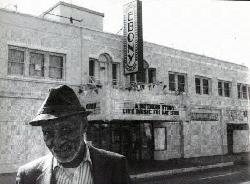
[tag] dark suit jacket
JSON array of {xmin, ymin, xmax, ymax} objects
[{"xmin": 16, "ymin": 145, "xmax": 131, "ymax": 184}]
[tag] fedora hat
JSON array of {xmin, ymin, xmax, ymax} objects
[{"xmin": 29, "ymin": 85, "xmax": 91, "ymax": 126}]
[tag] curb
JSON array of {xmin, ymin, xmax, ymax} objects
[{"xmin": 130, "ymin": 162, "xmax": 234, "ymax": 180}]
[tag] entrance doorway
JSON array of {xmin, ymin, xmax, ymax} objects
[
  {"xmin": 112, "ymin": 124, "xmax": 140, "ymax": 160},
  {"xmin": 111, "ymin": 122, "xmax": 153, "ymax": 160},
  {"xmin": 87, "ymin": 121, "xmax": 154, "ymax": 160}
]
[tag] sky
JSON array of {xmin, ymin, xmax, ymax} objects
[{"xmin": 1, "ymin": 0, "xmax": 250, "ymax": 68}]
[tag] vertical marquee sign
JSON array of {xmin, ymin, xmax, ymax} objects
[{"xmin": 123, "ymin": 0, "xmax": 143, "ymax": 75}]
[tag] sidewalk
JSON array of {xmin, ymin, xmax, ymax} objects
[
  {"xmin": 128, "ymin": 152, "xmax": 249, "ymax": 181},
  {"xmin": 0, "ymin": 153, "xmax": 249, "ymax": 184}
]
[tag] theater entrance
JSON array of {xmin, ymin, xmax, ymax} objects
[{"xmin": 87, "ymin": 121, "xmax": 154, "ymax": 160}]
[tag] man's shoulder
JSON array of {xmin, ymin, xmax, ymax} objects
[
  {"xmin": 18, "ymin": 154, "xmax": 52, "ymax": 174},
  {"xmin": 88, "ymin": 144, "xmax": 131, "ymax": 184},
  {"xmin": 88, "ymin": 144, "xmax": 126, "ymax": 161}
]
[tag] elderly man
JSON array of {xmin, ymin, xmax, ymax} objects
[{"xmin": 16, "ymin": 85, "xmax": 130, "ymax": 184}]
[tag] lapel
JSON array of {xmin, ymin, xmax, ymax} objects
[
  {"xmin": 36, "ymin": 155, "xmax": 54, "ymax": 184},
  {"xmin": 89, "ymin": 145, "xmax": 111, "ymax": 184},
  {"xmin": 35, "ymin": 145, "xmax": 111, "ymax": 184}
]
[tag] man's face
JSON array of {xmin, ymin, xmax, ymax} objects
[{"xmin": 41, "ymin": 115, "xmax": 87, "ymax": 164}]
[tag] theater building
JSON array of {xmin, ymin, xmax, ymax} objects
[{"xmin": 0, "ymin": 1, "xmax": 249, "ymax": 174}]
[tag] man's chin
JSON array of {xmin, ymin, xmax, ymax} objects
[
  {"xmin": 52, "ymin": 144, "xmax": 85, "ymax": 167},
  {"xmin": 53, "ymin": 151, "xmax": 76, "ymax": 163},
  {"xmin": 57, "ymin": 155, "xmax": 82, "ymax": 168}
]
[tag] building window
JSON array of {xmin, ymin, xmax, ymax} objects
[
  {"xmin": 142, "ymin": 60, "xmax": 149, "ymax": 83},
  {"xmin": 29, "ymin": 52, "xmax": 44, "ymax": 77},
  {"xmin": 242, "ymin": 85, "xmax": 247, "ymax": 99},
  {"xmin": 224, "ymin": 82, "xmax": 230, "ymax": 97},
  {"xmin": 8, "ymin": 47, "xmax": 25, "ymax": 75},
  {"xmin": 218, "ymin": 81, "xmax": 223, "ymax": 96},
  {"xmin": 89, "ymin": 59, "xmax": 95, "ymax": 77},
  {"xmin": 195, "ymin": 78, "xmax": 201, "ymax": 94},
  {"xmin": 127, "ymin": 60, "xmax": 156, "ymax": 85},
  {"xmin": 202, "ymin": 79, "xmax": 209, "ymax": 94},
  {"xmin": 218, "ymin": 80, "xmax": 231, "ymax": 97},
  {"xmin": 237, "ymin": 83, "xmax": 248, "ymax": 99},
  {"xmin": 169, "ymin": 73, "xmax": 175, "ymax": 91},
  {"xmin": 178, "ymin": 75, "xmax": 185, "ymax": 92},
  {"xmin": 8, "ymin": 45, "xmax": 65, "ymax": 80},
  {"xmin": 49, "ymin": 55, "xmax": 64, "ymax": 79},
  {"xmin": 130, "ymin": 73, "xmax": 136, "ymax": 84},
  {"xmin": 89, "ymin": 58, "xmax": 95, "ymax": 83},
  {"xmin": 112, "ymin": 63, "xmax": 118, "ymax": 85},
  {"xmin": 238, "ymin": 84, "xmax": 241, "ymax": 98},
  {"xmin": 89, "ymin": 55, "xmax": 120, "ymax": 86},
  {"xmin": 148, "ymin": 68, "xmax": 156, "ymax": 84},
  {"xmin": 195, "ymin": 76, "xmax": 211, "ymax": 95},
  {"xmin": 169, "ymin": 72, "xmax": 186, "ymax": 93}
]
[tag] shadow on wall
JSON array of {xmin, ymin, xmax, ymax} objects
[{"xmin": 0, "ymin": 173, "xmax": 16, "ymax": 184}]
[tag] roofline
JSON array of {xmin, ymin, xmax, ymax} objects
[
  {"xmin": 0, "ymin": 9, "xmax": 247, "ymax": 71},
  {"xmin": 144, "ymin": 41, "xmax": 249, "ymax": 70},
  {"xmin": 40, "ymin": 1, "xmax": 104, "ymax": 17}
]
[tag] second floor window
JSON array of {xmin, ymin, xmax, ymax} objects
[
  {"xmin": 195, "ymin": 76, "xmax": 210, "ymax": 95},
  {"xmin": 148, "ymin": 68, "xmax": 156, "ymax": 84},
  {"xmin": 8, "ymin": 47, "xmax": 25, "ymax": 76},
  {"xmin": 49, "ymin": 55, "xmax": 64, "ymax": 79},
  {"xmin": 89, "ymin": 59, "xmax": 95, "ymax": 77},
  {"xmin": 112, "ymin": 63, "xmax": 118, "ymax": 85},
  {"xmin": 218, "ymin": 80, "xmax": 231, "ymax": 97},
  {"xmin": 88, "ymin": 55, "xmax": 120, "ymax": 86},
  {"xmin": 8, "ymin": 45, "xmax": 65, "ymax": 80},
  {"xmin": 89, "ymin": 58, "xmax": 96, "ymax": 83},
  {"xmin": 195, "ymin": 78, "xmax": 201, "ymax": 94},
  {"xmin": 237, "ymin": 83, "xmax": 248, "ymax": 99},
  {"xmin": 29, "ymin": 52, "xmax": 44, "ymax": 77},
  {"xmin": 169, "ymin": 72, "xmax": 186, "ymax": 93}
]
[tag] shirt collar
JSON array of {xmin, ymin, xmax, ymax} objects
[{"xmin": 52, "ymin": 141, "xmax": 92, "ymax": 170}]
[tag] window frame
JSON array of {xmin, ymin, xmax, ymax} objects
[
  {"xmin": 168, "ymin": 72, "xmax": 187, "ymax": 93},
  {"xmin": 218, "ymin": 81, "xmax": 223, "ymax": 96},
  {"xmin": 112, "ymin": 62, "xmax": 120, "ymax": 86},
  {"xmin": 242, "ymin": 85, "xmax": 248, "ymax": 99},
  {"xmin": 237, "ymin": 83, "xmax": 249, "ymax": 100},
  {"xmin": 29, "ymin": 50, "xmax": 45, "ymax": 78},
  {"xmin": 89, "ymin": 58, "xmax": 95, "ymax": 78},
  {"xmin": 218, "ymin": 80, "xmax": 232, "ymax": 98},
  {"xmin": 224, "ymin": 82, "xmax": 231, "ymax": 97},
  {"xmin": 195, "ymin": 76, "xmax": 211, "ymax": 95},
  {"xmin": 195, "ymin": 78, "xmax": 201, "ymax": 94},
  {"xmin": 49, "ymin": 53, "xmax": 65, "ymax": 80},
  {"xmin": 7, "ymin": 45, "xmax": 66, "ymax": 81},
  {"xmin": 169, "ymin": 73, "xmax": 176, "ymax": 91},
  {"xmin": 8, "ymin": 45, "xmax": 26, "ymax": 76},
  {"xmin": 148, "ymin": 68, "xmax": 156, "ymax": 84}
]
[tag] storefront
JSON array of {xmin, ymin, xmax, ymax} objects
[
  {"xmin": 83, "ymin": 88, "xmax": 185, "ymax": 160},
  {"xmin": 225, "ymin": 109, "xmax": 249, "ymax": 154},
  {"xmin": 87, "ymin": 121, "xmax": 154, "ymax": 160}
]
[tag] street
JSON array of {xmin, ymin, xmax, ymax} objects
[{"xmin": 133, "ymin": 164, "xmax": 250, "ymax": 184}]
